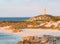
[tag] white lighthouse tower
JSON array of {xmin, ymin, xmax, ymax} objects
[{"xmin": 42, "ymin": 7, "xmax": 46, "ymax": 15}]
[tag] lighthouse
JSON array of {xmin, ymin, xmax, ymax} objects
[{"xmin": 42, "ymin": 7, "xmax": 46, "ymax": 15}]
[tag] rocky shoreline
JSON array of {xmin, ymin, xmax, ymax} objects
[{"xmin": 18, "ymin": 35, "xmax": 60, "ymax": 44}]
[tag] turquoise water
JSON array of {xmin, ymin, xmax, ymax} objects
[
  {"xmin": 0, "ymin": 33, "xmax": 22, "ymax": 44},
  {"xmin": 0, "ymin": 17, "xmax": 29, "ymax": 44},
  {"xmin": 0, "ymin": 17, "xmax": 60, "ymax": 44}
]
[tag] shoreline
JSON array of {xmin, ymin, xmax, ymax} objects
[{"xmin": 0, "ymin": 26, "xmax": 60, "ymax": 37}]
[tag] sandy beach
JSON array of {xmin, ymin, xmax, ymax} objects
[{"xmin": 0, "ymin": 26, "xmax": 60, "ymax": 37}]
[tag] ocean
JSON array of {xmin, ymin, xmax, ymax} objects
[
  {"xmin": 0, "ymin": 17, "xmax": 30, "ymax": 44},
  {"xmin": 0, "ymin": 17, "xmax": 60, "ymax": 44},
  {"xmin": 0, "ymin": 17, "xmax": 30, "ymax": 21},
  {"xmin": 0, "ymin": 33, "xmax": 23, "ymax": 44}
]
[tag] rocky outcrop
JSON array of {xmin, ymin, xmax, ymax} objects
[
  {"xmin": 18, "ymin": 35, "xmax": 60, "ymax": 44},
  {"xmin": 28, "ymin": 14, "xmax": 56, "ymax": 21}
]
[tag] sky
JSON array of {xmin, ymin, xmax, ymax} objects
[{"xmin": 0, "ymin": 0, "xmax": 60, "ymax": 17}]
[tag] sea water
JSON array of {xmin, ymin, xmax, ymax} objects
[
  {"xmin": 0, "ymin": 17, "xmax": 60, "ymax": 44},
  {"xmin": 0, "ymin": 33, "xmax": 23, "ymax": 44},
  {"xmin": 0, "ymin": 17, "xmax": 29, "ymax": 44},
  {"xmin": 0, "ymin": 17, "xmax": 30, "ymax": 21}
]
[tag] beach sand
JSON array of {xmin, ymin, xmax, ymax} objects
[{"xmin": 0, "ymin": 26, "xmax": 60, "ymax": 37}]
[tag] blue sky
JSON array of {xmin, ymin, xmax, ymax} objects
[{"xmin": 0, "ymin": 0, "xmax": 60, "ymax": 17}]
